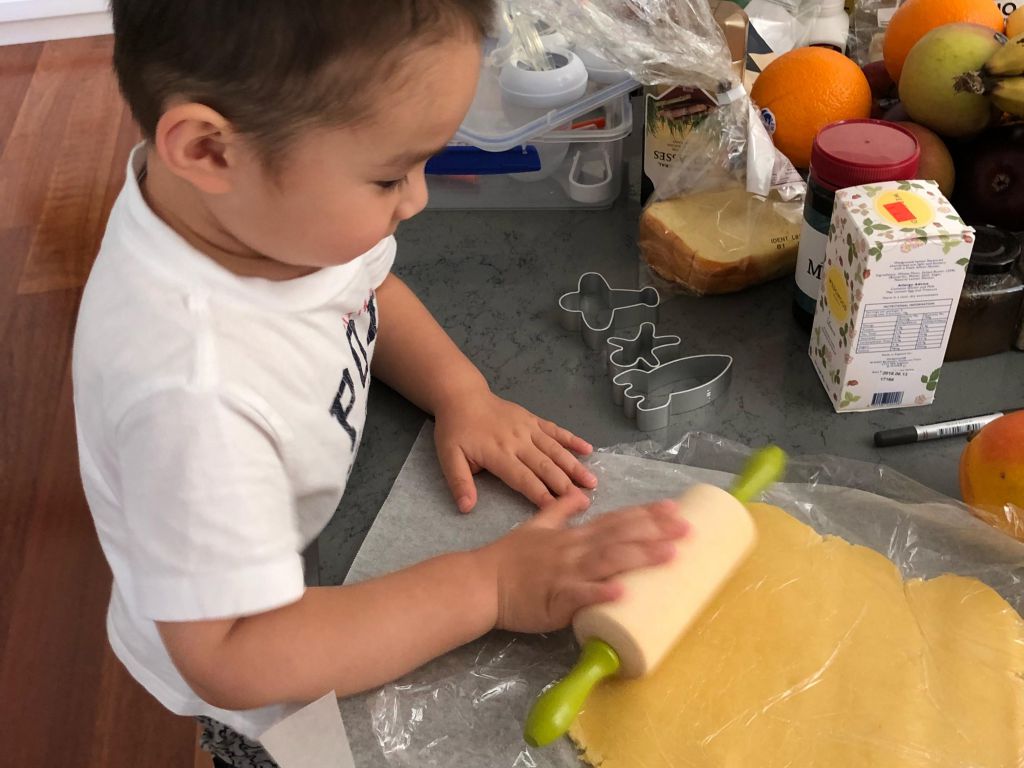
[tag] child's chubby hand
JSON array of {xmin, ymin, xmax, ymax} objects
[
  {"xmin": 473, "ymin": 491, "xmax": 689, "ymax": 633},
  {"xmin": 433, "ymin": 389, "xmax": 598, "ymax": 514}
]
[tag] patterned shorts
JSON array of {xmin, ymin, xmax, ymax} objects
[{"xmin": 197, "ymin": 716, "xmax": 279, "ymax": 768}]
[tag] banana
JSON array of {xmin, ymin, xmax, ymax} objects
[
  {"xmin": 984, "ymin": 34, "xmax": 1024, "ymax": 78},
  {"xmin": 990, "ymin": 76, "xmax": 1024, "ymax": 117}
]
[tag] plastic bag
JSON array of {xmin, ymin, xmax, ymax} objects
[
  {"xmin": 499, "ymin": 0, "xmax": 735, "ymax": 90},
  {"xmin": 367, "ymin": 433, "xmax": 1024, "ymax": 768},
  {"xmin": 744, "ymin": 0, "xmax": 823, "ymax": 55},
  {"xmin": 500, "ymin": 0, "xmax": 804, "ymax": 296},
  {"xmin": 848, "ymin": 0, "xmax": 903, "ymax": 66}
]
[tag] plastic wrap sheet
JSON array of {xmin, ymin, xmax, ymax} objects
[
  {"xmin": 971, "ymin": 499, "xmax": 1024, "ymax": 544},
  {"xmin": 501, "ymin": 0, "xmax": 734, "ymax": 91},
  {"xmin": 369, "ymin": 432, "xmax": 1023, "ymax": 768}
]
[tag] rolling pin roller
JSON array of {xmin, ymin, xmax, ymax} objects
[{"xmin": 524, "ymin": 446, "xmax": 787, "ymax": 748}]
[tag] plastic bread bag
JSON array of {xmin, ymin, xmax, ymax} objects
[
  {"xmin": 500, "ymin": 0, "xmax": 805, "ymax": 297},
  {"xmin": 360, "ymin": 432, "xmax": 1023, "ymax": 768}
]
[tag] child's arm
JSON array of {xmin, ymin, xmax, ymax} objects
[
  {"xmin": 156, "ymin": 494, "xmax": 686, "ymax": 710},
  {"xmin": 372, "ymin": 275, "xmax": 598, "ymax": 514}
]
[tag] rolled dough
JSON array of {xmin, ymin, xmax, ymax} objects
[{"xmin": 569, "ymin": 504, "xmax": 1024, "ymax": 767}]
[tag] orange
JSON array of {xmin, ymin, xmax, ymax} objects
[
  {"xmin": 960, "ymin": 411, "xmax": 1024, "ymax": 541},
  {"xmin": 750, "ymin": 47, "xmax": 871, "ymax": 169},
  {"xmin": 883, "ymin": 0, "xmax": 1006, "ymax": 82}
]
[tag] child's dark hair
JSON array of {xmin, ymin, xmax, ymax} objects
[{"xmin": 111, "ymin": 0, "xmax": 494, "ymax": 162}]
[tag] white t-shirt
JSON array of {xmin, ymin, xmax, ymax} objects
[{"xmin": 72, "ymin": 145, "xmax": 395, "ymax": 738}]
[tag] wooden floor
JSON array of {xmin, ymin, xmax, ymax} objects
[{"xmin": 0, "ymin": 36, "xmax": 208, "ymax": 767}]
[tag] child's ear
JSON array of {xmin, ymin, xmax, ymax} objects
[{"xmin": 154, "ymin": 103, "xmax": 239, "ymax": 195}]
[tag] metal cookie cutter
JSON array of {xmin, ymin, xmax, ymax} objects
[
  {"xmin": 607, "ymin": 322, "xmax": 685, "ymax": 404},
  {"xmin": 612, "ymin": 353, "xmax": 734, "ymax": 431},
  {"xmin": 558, "ymin": 272, "xmax": 660, "ymax": 350}
]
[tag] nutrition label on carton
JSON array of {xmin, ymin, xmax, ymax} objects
[{"xmin": 856, "ymin": 300, "xmax": 955, "ymax": 354}]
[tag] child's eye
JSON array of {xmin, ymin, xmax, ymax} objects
[{"xmin": 375, "ymin": 176, "xmax": 407, "ymax": 191}]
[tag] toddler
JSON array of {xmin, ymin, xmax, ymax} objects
[{"xmin": 73, "ymin": 2, "xmax": 688, "ymax": 765}]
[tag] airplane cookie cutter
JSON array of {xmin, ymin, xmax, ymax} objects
[{"xmin": 557, "ymin": 272, "xmax": 660, "ymax": 350}]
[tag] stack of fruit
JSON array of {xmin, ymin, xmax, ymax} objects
[{"xmin": 751, "ymin": 0, "xmax": 1022, "ymax": 233}]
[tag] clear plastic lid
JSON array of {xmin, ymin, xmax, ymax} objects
[{"xmin": 454, "ymin": 42, "xmax": 636, "ymax": 152}]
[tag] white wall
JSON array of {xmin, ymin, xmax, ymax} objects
[{"xmin": 0, "ymin": 1, "xmax": 111, "ymax": 46}]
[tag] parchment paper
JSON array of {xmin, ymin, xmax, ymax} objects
[{"xmin": 338, "ymin": 425, "xmax": 1024, "ymax": 768}]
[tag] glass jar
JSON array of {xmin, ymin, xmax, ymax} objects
[
  {"xmin": 793, "ymin": 120, "xmax": 920, "ymax": 330},
  {"xmin": 945, "ymin": 225, "xmax": 1024, "ymax": 361}
]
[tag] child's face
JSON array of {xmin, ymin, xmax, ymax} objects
[{"xmin": 209, "ymin": 39, "xmax": 481, "ymax": 270}]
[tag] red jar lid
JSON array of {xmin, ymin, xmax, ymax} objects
[{"xmin": 810, "ymin": 119, "xmax": 920, "ymax": 190}]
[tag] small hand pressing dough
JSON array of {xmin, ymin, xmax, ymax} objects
[{"xmin": 569, "ymin": 504, "xmax": 1024, "ymax": 767}]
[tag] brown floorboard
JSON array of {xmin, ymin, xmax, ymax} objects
[
  {"xmin": 0, "ymin": 42, "xmax": 42, "ymax": 154},
  {"xmin": 0, "ymin": 35, "xmax": 196, "ymax": 767}
]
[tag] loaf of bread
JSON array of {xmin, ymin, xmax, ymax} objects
[{"xmin": 639, "ymin": 186, "xmax": 802, "ymax": 295}]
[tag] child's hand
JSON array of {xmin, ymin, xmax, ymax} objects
[
  {"xmin": 433, "ymin": 390, "xmax": 597, "ymax": 514},
  {"xmin": 476, "ymin": 491, "xmax": 689, "ymax": 633}
]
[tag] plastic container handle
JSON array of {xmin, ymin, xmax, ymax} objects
[{"xmin": 424, "ymin": 145, "xmax": 541, "ymax": 176}]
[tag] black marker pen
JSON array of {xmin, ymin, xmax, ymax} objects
[{"xmin": 874, "ymin": 411, "xmax": 1014, "ymax": 447}]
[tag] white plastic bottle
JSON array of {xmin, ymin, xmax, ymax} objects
[{"xmin": 806, "ymin": 0, "xmax": 850, "ymax": 52}]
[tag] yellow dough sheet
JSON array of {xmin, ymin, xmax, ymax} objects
[{"xmin": 570, "ymin": 503, "xmax": 1024, "ymax": 768}]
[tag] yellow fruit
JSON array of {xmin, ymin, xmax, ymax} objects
[
  {"xmin": 1008, "ymin": 7, "xmax": 1024, "ymax": 38},
  {"xmin": 960, "ymin": 411, "xmax": 1024, "ymax": 540},
  {"xmin": 991, "ymin": 75, "xmax": 1024, "ymax": 116},
  {"xmin": 750, "ymin": 47, "xmax": 871, "ymax": 169},
  {"xmin": 883, "ymin": 0, "xmax": 1006, "ymax": 82},
  {"xmin": 982, "ymin": 33, "xmax": 1024, "ymax": 77}
]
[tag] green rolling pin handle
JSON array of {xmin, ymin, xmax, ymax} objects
[
  {"xmin": 523, "ymin": 638, "xmax": 620, "ymax": 748},
  {"xmin": 730, "ymin": 445, "xmax": 788, "ymax": 504}
]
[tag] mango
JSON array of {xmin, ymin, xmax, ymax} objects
[
  {"xmin": 960, "ymin": 411, "xmax": 1024, "ymax": 541},
  {"xmin": 895, "ymin": 121, "xmax": 955, "ymax": 197}
]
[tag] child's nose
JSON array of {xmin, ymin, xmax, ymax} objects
[{"xmin": 395, "ymin": 171, "xmax": 428, "ymax": 221}]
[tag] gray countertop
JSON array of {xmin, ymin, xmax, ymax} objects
[{"xmin": 317, "ymin": 100, "xmax": 1024, "ymax": 588}]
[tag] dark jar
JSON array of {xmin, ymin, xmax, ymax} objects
[
  {"xmin": 945, "ymin": 225, "xmax": 1024, "ymax": 361},
  {"xmin": 793, "ymin": 119, "xmax": 920, "ymax": 330}
]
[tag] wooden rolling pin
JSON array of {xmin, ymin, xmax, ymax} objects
[{"xmin": 523, "ymin": 446, "xmax": 787, "ymax": 747}]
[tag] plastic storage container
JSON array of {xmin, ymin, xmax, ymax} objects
[
  {"xmin": 424, "ymin": 36, "xmax": 635, "ymax": 211},
  {"xmin": 427, "ymin": 92, "xmax": 632, "ymax": 210}
]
